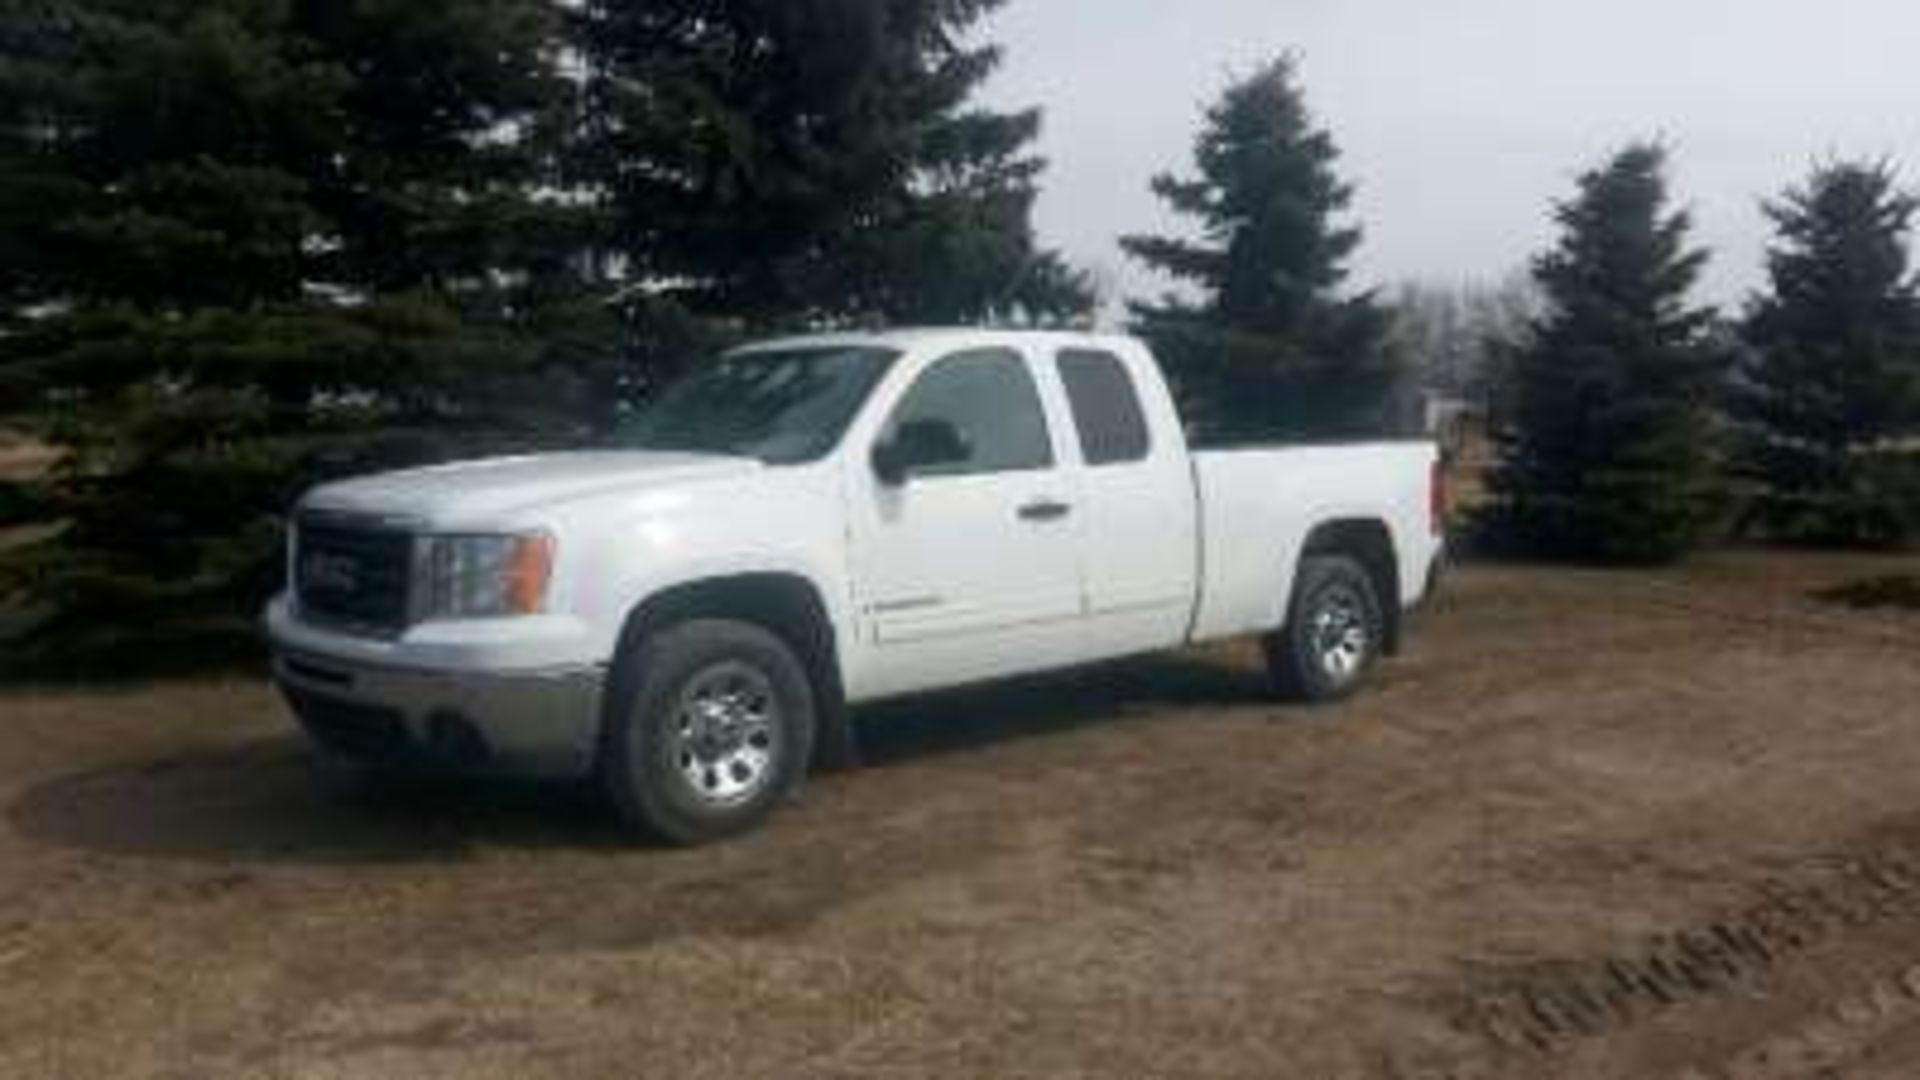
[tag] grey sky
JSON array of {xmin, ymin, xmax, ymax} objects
[{"xmin": 978, "ymin": 0, "xmax": 1920, "ymax": 319}]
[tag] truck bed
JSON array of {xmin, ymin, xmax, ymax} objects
[{"xmin": 1188, "ymin": 441, "xmax": 1441, "ymax": 644}]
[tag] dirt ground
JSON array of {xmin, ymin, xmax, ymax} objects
[{"xmin": 2, "ymin": 553, "xmax": 1919, "ymax": 1080}]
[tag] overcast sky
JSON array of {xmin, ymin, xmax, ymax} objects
[{"xmin": 977, "ymin": 0, "xmax": 1920, "ymax": 320}]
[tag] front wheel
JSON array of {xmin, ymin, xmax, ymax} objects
[
  {"xmin": 600, "ymin": 619, "xmax": 816, "ymax": 845},
  {"xmin": 1265, "ymin": 554, "xmax": 1385, "ymax": 704}
]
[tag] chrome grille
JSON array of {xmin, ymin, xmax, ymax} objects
[{"xmin": 293, "ymin": 513, "xmax": 415, "ymax": 633}]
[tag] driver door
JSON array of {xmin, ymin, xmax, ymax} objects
[{"xmin": 847, "ymin": 346, "xmax": 1086, "ymax": 699}]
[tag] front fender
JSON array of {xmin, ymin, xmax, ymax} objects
[{"xmin": 552, "ymin": 467, "xmax": 855, "ymax": 665}]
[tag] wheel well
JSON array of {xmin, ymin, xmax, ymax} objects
[
  {"xmin": 608, "ymin": 574, "xmax": 848, "ymax": 757},
  {"xmin": 1301, "ymin": 519, "xmax": 1402, "ymax": 655}
]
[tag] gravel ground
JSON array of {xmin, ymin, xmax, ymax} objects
[{"xmin": 2, "ymin": 551, "xmax": 1918, "ymax": 1080}]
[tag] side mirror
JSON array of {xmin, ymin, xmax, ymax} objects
[{"xmin": 873, "ymin": 418, "xmax": 971, "ymax": 486}]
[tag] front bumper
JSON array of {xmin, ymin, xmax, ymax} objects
[{"xmin": 272, "ymin": 649, "xmax": 606, "ymax": 779}]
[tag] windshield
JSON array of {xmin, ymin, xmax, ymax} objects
[{"xmin": 613, "ymin": 346, "xmax": 900, "ymax": 465}]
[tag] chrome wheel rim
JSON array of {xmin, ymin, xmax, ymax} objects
[
  {"xmin": 1309, "ymin": 584, "xmax": 1370, "ymax": 684},
  {"xmin": 670, "ymin": 661, "xmax": 780, "ymax": 808}
]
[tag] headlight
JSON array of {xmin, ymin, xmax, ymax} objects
[{"xmin": 422, "ymin": 533, "xmax": 554, "ymax": 619}]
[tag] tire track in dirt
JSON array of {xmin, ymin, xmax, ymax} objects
[
  {"xmin": 1420, "ymin": 830, "xmax": 1920, "ymax": 1078},
  {"xmin": 1663, "ymin": 962, "xmax": 1920, "ymax": 1080}
]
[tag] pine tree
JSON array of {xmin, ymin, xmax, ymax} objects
[
  {"xmin": 1483, "ymin": 144, "xmax": 1726, "ymax": 564},
  {"xmin": 1735, "ymin": 161, "xmax": 1920, "ymax": 546},
  {"xmin": 0, "ymin": 0, "xmax": 595, "ymax": 660},
  {"xmin": 1120, "ymin": 57, "xmax": 1397, "ymax": 445},
  {"xmin": 573, "ymin": 0, "xmax": 1090, "ymax": 330}
]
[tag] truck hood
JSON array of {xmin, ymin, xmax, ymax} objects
[{"xmin": 301, "ymin": 451, "xmax": 761, "ymax": 526}]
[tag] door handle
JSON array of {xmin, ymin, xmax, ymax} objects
[{"xmin": 1018, "ymin": 499, "xmax": 1073, "ymax": 523}]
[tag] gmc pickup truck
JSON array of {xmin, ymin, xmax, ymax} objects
[{"xmin": 268, "ymin": 329, "xmax": 1444, "ymax": 843}]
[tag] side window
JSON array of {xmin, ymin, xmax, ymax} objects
[
  {"xmin": 1058, "ymin": 349, "xmax": 1152, "ymax": 466},
  {"xmin": 885, "ymin": 348, "xmax": 1053, "ymax": 476}
]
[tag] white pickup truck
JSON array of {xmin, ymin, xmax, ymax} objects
[{"xmin": 268, "ymin": 329, "xmax": 1444, "ymax": 843}]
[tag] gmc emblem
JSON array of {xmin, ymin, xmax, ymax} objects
[{"xmin": 302, "ymin": 552, "xmax": 361, "ymax": 593}]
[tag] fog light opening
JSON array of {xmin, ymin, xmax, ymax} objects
[{"xmin": 426, "ymin": 712, "xmax": 493, "ymax": 768}]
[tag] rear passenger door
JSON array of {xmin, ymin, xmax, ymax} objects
[{"xmin": 1055, "ymin": 346, "xmax": 1199, "ymax": 656}]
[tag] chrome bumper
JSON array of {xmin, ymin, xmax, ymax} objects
[{"xmin": 273, "ymin": 649, "xmax": 606, "ymax": 779}]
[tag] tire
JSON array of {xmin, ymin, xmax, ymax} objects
[
  {"xmin": 1265, "ymin": 554, "xmax": 1386, "ymax": 704},
  {"xmin": 599, "ymin": 618, "xmax": 816, "ymax": 845}
]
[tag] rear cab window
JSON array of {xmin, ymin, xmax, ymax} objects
[{"xmin": 1057, "ymin": 348, "xmax": 1152, "ymax": 466}]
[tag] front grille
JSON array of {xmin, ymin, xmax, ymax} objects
[
  {"xmin": 294, "ymin": 513, "xmax": 415, "ymax": 633},
  {"xmin": 282, "ymin": 686, "xmax": 417, "ymax": 763}
]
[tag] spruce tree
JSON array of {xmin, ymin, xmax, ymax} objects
[
  {"xmin": 1121, "ymin": 57, "xmax": 1397, "ymax": 445},
  {"xmin": 1736, "ymin": 161, "xmax": 1920, "ymax": 546},
  {"xmin": 0, "ymin": 0, "xmax": 594, "ymax": 660},
  {"xmin": 574, "ymin": 0, "xmax": 1089, "ymax": 328},
  {"xmin": 1484, "ymin": 144, "xmax": 1725, "ymax": 564}
]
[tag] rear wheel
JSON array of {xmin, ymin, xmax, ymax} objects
[
  {"xmin": 1266, "ymin": 554, "xmax": 1385, "ymax": 704},
  {"xmin": 600, "ymin": 618, "xmax": 815, "ymax": 845}
]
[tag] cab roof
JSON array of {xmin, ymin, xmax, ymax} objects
[{"xmin": 734, "ymin": 326, "xmax": 1141, "ymax": 356}]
